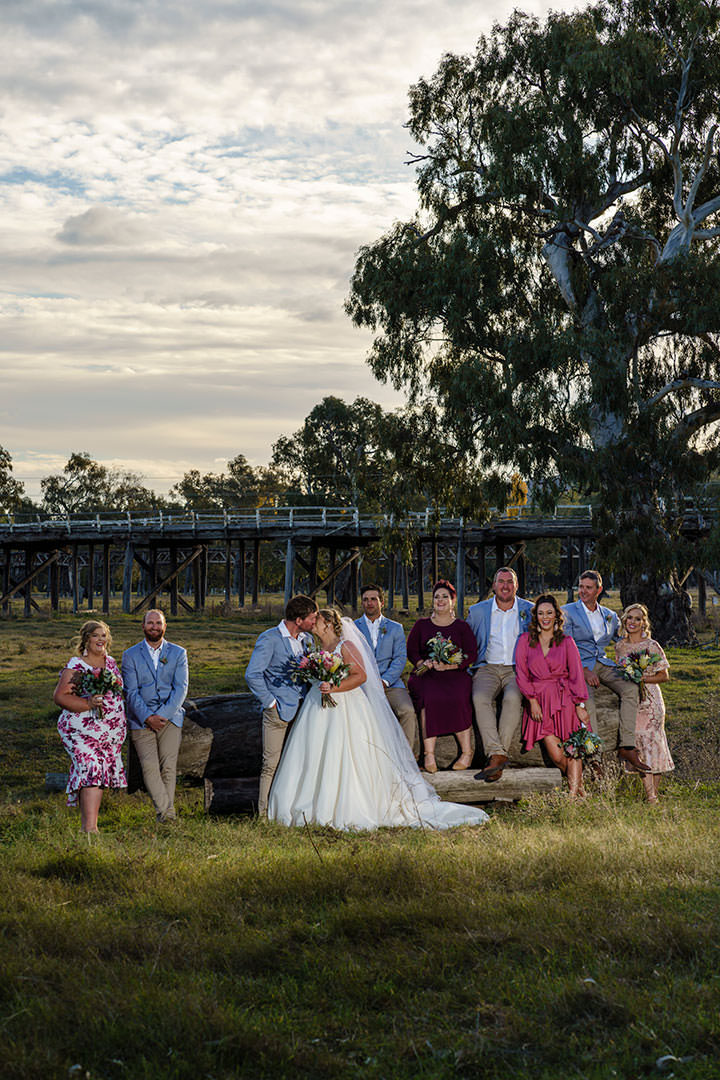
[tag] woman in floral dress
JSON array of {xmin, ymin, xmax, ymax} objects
[
  {"xmin": 54, "ymin": 620, "xmax": 127, "ymax": 832},
  {"xmin": 615, "ymin": 604, "xmax": 673, "ymax": 804}
]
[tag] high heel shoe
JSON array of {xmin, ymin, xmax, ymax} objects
[
  {"xmin": 423, "ymin": 753, "xmax": 437, "ymax": 774},
  {"xmin": 452, "ymin": 753, "xmax": 473, "ymax": 771}
]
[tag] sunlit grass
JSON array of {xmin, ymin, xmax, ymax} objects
[{"xmin": 1, "ymin": 600, "xmax": 719, "ymax": 1078}]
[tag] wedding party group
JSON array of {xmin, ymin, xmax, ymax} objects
[{"xmin": 52, "ymin": 567, "xmax": 672, "ymax": 834}]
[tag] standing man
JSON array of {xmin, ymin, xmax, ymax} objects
[
  {"xmin": 562, "ymin": 571, "xmax": 649, "ymax": 772},
  {"xmin": 466, "ymin": 567, "xmax": 533, "ymax": 781},
  {"xmin": 354, "ymin": 583, "xmax": 419, "ymax": 756},
  {"xmin": 245, "ymin": 594, "xmax": 318, "ymax": 817},
  {"xmin": 123, "ymin": 609, "xmax": 189, "ymax": 823}
]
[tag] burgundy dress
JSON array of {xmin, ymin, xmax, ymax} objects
[
  {"xmin": 407, "ymin": 618, "xmax": 477, "ymax": 737},
  {"xmin": 514, "ymin": 633, "xmax": 589, "ymax": 749}
]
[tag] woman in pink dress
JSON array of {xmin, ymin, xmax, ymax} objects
[
  {"xmin": 54, "ymin": 620, "xmax": 127, "ymax": 833},
  {"xmin": 615, "ymin": 604, "xmax": 673, "ymax": 804},
  {"xmin": 407, "ymin": 580, "xmax": 478, "ymax": 773},
  {"xmin": 515, "ymin": 594, "xmax": 591, "ymax": 798}
]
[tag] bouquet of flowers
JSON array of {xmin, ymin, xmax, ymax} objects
[
  {"xmin": 616, "ymin": 648, "xmax": 662, "ymax": 701},
  {"xmin": 70, "ymin": 667, "xmax": 122, "ymax": 718},
  {"xmin": 414, "ymin": 632, "xmax": 466, "ymax": 675},
  {"xmin": 563, "ymin": 723, "xmax": 602, "ymax": 761},
  {"xmin": 291, "ymin": 648, "xmax": 350, "ymax": 708}
]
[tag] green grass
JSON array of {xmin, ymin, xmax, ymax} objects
[{"xmin": 1, "ymin": 600, "xmax": 719, "ymax": 1078}]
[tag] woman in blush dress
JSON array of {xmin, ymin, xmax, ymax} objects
[
  {"xmin": 268, "ymin": 608, "xmax": 488, "ymax": 831},
  {"xmin": 515, "ymin": 595, "xmax": 591, "ymax": 799},
  {"xmin": 615, "ymin": 603, "xmax": 673, "ymax": 805},
  {"xmin": 54, "ymin": 620, "xmax": 127, "ymax": 833},
  {"xmin": 407, "ymin": 580, "xmax": 478, "ymax": 773}
]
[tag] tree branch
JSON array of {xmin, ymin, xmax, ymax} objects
[{"xmin": 646, "ymin": 377, "xmax": 720, "ymax": 409}]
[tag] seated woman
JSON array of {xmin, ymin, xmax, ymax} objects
[
  {"xmin": 514, "ymin": 595, "xmax": 591, "ymax": 799},
  {"xmin": 407, "ymin": 580, "xmax": 478, "ymax": 773},
  {"xmin": 615, "ymin": 603, "xmax": 673, "ymax": 804}
]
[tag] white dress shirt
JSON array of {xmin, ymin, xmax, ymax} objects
[
  {"xmin": 278, "ymin": 620, "xmax": 306, "ymax": 656},
  {"xmin": 485, "ymin": 599, "xmax": 520, "ymax": 665},
  {"xmin": 363, "ymin": 613, "xmax": 381, "ymax": 649},
  {"xmin": 581, "ymin": 602, "xmax": 606, "ymax": 643},
  {"xmin": 145, "ymin": 640, "xmax": 163, "ymax": 669}
]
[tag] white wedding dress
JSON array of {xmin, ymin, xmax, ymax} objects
[{"xmin": 268, "ymin": 619, "xmax": 489, "ymax": 831}]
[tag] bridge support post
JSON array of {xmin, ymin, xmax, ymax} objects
[
  {"xmin": 457, "ymin": 536, "xmax": 466, "ymax": 618},
  {"xmin": 416, "ymin": 540, "xmax": 425, "ymax": 611},
  {"xmin": 87, "ymin": 543, "xmax": 95, "ymax": 611},
  {"xmin": 71, "ymin": 544, "xmax": 79, "ymax": 615},
  {"xmin": 252, "ymin": 539, "xmax": 260, "ymax": 605},
  {"xmin": 284, "ymin": 537, "xmax": 295, "ymax": 604},
  {"xmin": 238, "ymin": 540, "xmax": 246, "ymax": 606},
  {"xmin": 122, "ymin": 542, "xmax": 134, "ymax": 613},
  {"xmin": 102, "ymin": 542, "xmax": 110, "ymax": 613}
]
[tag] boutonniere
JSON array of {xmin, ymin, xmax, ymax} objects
[
  {"xmin": 380, "ymin": 626, "xmax": 387, "ymax": 636},
  {"xmin": 160, "ymin": 656, "xmax": 168, "ymax": 665},
  {"xmin": 519, "ymin": 609, "xmax": 530, "ymax": 624},
  {"xmin": 604, "ymin": 613, "xmax": 613, "ymax": 628}
]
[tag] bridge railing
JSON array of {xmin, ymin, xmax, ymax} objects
[{"xmin": 0, "ymin": 502, "xmax": 598, "ymax": 536}]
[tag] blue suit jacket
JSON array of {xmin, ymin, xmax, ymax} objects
[
  {"xmin": 353, "ymin": 616, "xmax": 407, "ymax": 688},
  {"xmin": 122, "ymin": 640, "xmax": 189, "ymax": 730},
  {"xmin": 561, "ymin": 601, "xmax": 620, "ymax": 668},
  {"xmin": 465, "ymin": 597, "xmax": 534, "ymax": 666},
  {"xmin": 245, "ymin": 626, "xmax": 314, "ymax": 723}
]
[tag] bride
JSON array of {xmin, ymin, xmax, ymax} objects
[{"xmin": 268, "ymin": 609, "xmax": 489, "ymax": 830}]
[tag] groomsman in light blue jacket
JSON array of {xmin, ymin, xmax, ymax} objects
[
  {"xmin": 354, "ymin": 583, "xmax": 419, "ymax": 756},
  {"xmin": 466, "ymin": 567, "xmax": 534, "ymax": 781},
  {"xmin": 562, "ymin": 570, "xmax": 649, "ymax": 772},
  {"xmin": 123, "ymin": 609, "xmax": 189, "ymax": 823},
  {"xmin": 245, "ymin": 594, "xmax": 319, "ymax": 816}
]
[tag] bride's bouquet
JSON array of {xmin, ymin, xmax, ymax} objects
[
  {"xmin": 616, "ymin": 647, "xmax": 661, "ymax": 701},
  {"xmin": 563, "ymin": 723, "xmax": 602, "ymax": 761},
  {"xmin": 414, "ymin": 631, "xmax": 466, "ymax": 676},
  {"xmin": 70, "ymin": 667, "xmax": 122, "ymax": 718},
  {"xmin": 291, "ymin": 648, "xmax": 350, "ymax": 708}
]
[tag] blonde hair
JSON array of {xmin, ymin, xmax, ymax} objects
[
  {"xmin": 317, "ymin": 607, "xmax": 343, "ymax": 638},
  {"xmin": 74, "ymin": 619, "xmax": 112, "ymax": 654},
  {"xmin": 619, "ymin": 603, "xmax": 651, "ymax": 638}
]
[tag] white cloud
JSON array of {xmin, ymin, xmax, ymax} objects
[{"xmin": 0, "ymin": 0, "xmax": 555, "ymax": 501}]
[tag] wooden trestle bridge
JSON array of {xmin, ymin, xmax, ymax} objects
[{"xmin": 0, "ymin": 502, "xmax": 715, "ymax": 618}]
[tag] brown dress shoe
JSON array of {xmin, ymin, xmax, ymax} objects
[
  {"xmin": 476, "ymin": 753, "xmax": 508, "ymax": 783},
  {"xmin": 619, "ymin": 746, "xmax": 651, "ymax": 773}
]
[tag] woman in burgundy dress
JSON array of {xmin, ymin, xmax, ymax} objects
[
  {"xmin": 514, "ymin": 594, "xmax": 591, "ymax": 799},
  {"xmin": 407, "ymin": 580, "xmax": 478, "ymax": 773}
]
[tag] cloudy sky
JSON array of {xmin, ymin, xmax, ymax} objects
[{"xmin": 0, "ymin": 0, "xmax": 553, "ymax": 500}]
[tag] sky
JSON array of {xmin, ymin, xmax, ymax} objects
[{"xmin": 0, "ymin": 0, "xmax": 554, "ymax": 501}]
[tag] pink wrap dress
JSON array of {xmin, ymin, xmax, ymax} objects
[{"xmin": 514, "ymin": 632, "xmax": 590, "ymax": 748}]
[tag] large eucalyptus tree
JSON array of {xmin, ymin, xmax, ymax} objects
[{"xmin": 346, "ymin": 0, "xmax": 720, "ymax": 641}]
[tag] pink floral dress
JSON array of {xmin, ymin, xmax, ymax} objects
[
  {"xmin": 615, "ymin": 638, "xmax": 674, "ymax": 774},
  {"xmin": 57, "ymin": 656, "xmax": 127, "ymax": 807}
]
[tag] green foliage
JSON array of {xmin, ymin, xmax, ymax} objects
[
  {"xmin": 169, "ymin": 454, "xmax": 283, "ymax": 510},
  {"xmin": 0, "ymin": 445, "xmax": 24, "ymax": 512},
  {"xmin": 346, "ymin": 0, "xmax": 720, "ymax": 613},
  {"xmin": 40, "ymin": 452, "xmax": 164, "ymax": 515}
]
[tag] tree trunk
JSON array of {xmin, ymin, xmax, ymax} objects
[{"xmin": 619, "ymin": 569, "xmax": 696, "ymax": 646}]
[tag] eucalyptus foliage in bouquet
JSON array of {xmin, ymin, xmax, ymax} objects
[
  {"xmin": 563, "ymin": 723, "xmax": 602, "ymax": 761},
  {"xmin": 617, "ymin": 648, "xmax": 662, "ymax": 702},
  {"xmin": 71, "ymin": 667, "xmax": 122, "ymax": 718},
  {"xmin": 291, "ymin": 648, "xmax": 350, "ymax": 708},
  {"xmin": 414, "ymin": 631, "xmax": 466, "ymax": 676}
]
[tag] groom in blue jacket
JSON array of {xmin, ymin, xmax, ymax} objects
[
  {"xmin": 123, "ymin": 609, "xmax": 189, "ymax": 822},
  {"xmin": 354, "ymin": 583, "xmax": 418, "ymax": 756},
  {"xmin": 246, "ymin": 594, "xmax": 318, "ymax": 816},
  {"xmin": 562, "ymin": 570, "xmax": 649, "ymax": 772}
]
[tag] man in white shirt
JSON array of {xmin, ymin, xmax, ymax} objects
[
  {"xmin": 123, "ymin": 609, "xmax": 189, "ymax": 822},
  {"xmin": 466, "ymin": 568, "xmax": 533, "ymax": 781},
  {"xmin": 354, "ymin": 584, "xmax": 418, "ymax": 754},
  {"xmin": 562, "ymin": 571, "xmax": 648, "ymax": 772}
]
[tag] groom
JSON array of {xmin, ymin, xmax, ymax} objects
[{"xmin": 245, "ymin": 594, "xmax": 319, "ymax": 816}]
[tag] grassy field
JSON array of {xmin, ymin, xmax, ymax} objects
[{"xmin": 1, "ymin": 601, "xmax": 719, "ymax": 1079}]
